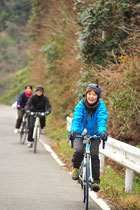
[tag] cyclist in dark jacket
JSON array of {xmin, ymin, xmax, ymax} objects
[
  {"xmin": 14, "ymin": 85, "xmax": 33, "ymax": 134},
  {"xmin": 26, "ymin": 86, "xmax": 51, "ymax": 148}
]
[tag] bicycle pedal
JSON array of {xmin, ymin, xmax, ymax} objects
[{"xmin": 78, "ymin": 180, "xmax": 81, "ymax": 184}]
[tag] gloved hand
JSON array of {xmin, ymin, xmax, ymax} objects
[
  {"xmin": 17, "ymin": 105, "xmax": 21, "ymax": 110},
  {"xmin": 26, "ymin": 110, "xmax": 30, "ymax": 115},
  {"xmin": 68, "ymin": 131, "xmax": 76, "ymax": 141},
  {"xmin": 45, "ymin": 111, "xmax": 50, "ymax": 115},
  {"xmin": 100, "ymin": 132, "xmax": 108, "ymax": 141}
]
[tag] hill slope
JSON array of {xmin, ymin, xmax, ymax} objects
[{"xmin": 27, "ymin": 0, "xmax": 140, "ymax": 145}]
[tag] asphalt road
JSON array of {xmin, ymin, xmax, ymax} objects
[{"xmin": 0, "ymin": 106, "xmax": 102, "ymax": 210}]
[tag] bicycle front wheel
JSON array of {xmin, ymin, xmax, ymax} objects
[
  {"xmin": 20, "ymin": 121, "xmax": 27, "ymax": 144},
  {"xmin": 34, "ymin": 125, "xmax": 39, "ymax": 153},
  {"xmin": 84, "ymin": 154, "xmax": 90, "ymax": 210}
]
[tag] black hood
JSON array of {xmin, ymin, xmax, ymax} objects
[{"xmin": 83, "ymin": 98, "xmax": 99, "ymax": 115}]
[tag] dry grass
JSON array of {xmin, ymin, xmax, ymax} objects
[
  {"xmin": 28, "ymin": 0, "xmax": 83, "ymax": 113},
  {"xmin": 89, "ymin": 56, "xmax": 140, "ymax": 145}
]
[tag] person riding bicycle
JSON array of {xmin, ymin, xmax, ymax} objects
[
  {"xmin": 68, "ymin": 83, "xmax": 108, "ymax": 191},
  {"xmin": 26, "ymin": 86, "xmax": 51, "ymax": 148},
  {"xmin": 14, "ymin": 85, "xmax": 33, "ymax": 134}
]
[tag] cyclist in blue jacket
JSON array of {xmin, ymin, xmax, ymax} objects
[
  {"xmin": 69, "ymin": 83, "xmax": 108, "ymax": 191},
  {"xmin": 14, "ymin": 85, "xmax": 33, "ymax": 134}
]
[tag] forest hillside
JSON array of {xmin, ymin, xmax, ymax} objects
[
  {"xmin": 28, "ymin": 0, "xmax": 140, "ymax": 146},
  {"xmin": 0, "ymin": 0, "xmax": 140, "ymax": 144},
  {"xmin": 0, "ymin": 0, "xmax": 32, "ymax": 96}
]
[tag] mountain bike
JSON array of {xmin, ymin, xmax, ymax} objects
[
  {"xmin": 71, "ymin": 130, "xmax": 105, "ymax": 210},
  {"xmin": 19, "ymin": 112, "xmax": 28, "ymax": 144},
  {"xmin": 31, "ymin": 112, "xmax": 45, "ymax": 153}
]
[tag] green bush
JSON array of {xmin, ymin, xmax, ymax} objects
[
  {"xmin": 40, "ymin": 38, "xmax": 63, "ymax": 63},
  {"xmin": 0, "ymin": 10, "xmax": 10, "ymax": 30},
  {"xmin": 0, "ymin": 66, "xmax": 31, "ymax": 104},
  {"xmin": 0, "ymin": 35, "xmax": 17, "ymax": 63},
  {"xmin": 75, "ymin": 0, "xmax": 139, "ymax": 66},
  {"xmin": 109, "ymin": 58, "xmax": 140, "ymax": 140},
  {"xmin": 76, "ymin": 67, "xmax": 96, "ymax": 100}
]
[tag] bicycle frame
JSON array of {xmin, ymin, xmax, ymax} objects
[
  {"xmin": 79, "ymin": 137, "xmax": 94, "ymax": 184},
  {"xmin": 71, "ymin": 133, "xmax": 104, "ymax": 210},
  {"xmin": 30, "ymin": 112, "xmax": 45, "ymax": 153}
]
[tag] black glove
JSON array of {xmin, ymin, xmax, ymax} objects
[
  {"xmin": 68, "ymin": 131, "xmax": 76, "ymax": 141},
  {"xmin": 100, "ymin": 132, "xmax": 108, "ymax": 141}
]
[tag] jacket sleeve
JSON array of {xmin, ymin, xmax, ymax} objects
[
  {"xmin": 45, "ymin": 97, "xmax": 51, "ymax": 114},
  {"xmin": 71, "ymin": 101, "xmax": 84, "ymax": 133},
  {"xmin": 17, "ymin": 92, "xmax": 24, "ymax": 107},
  {"xmin": 96, "ymin": 101, "xmax": 108, "ymax": 134}
]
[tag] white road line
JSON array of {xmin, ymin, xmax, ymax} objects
[
  {"xmin": 40, "ymin": 138, "xmax": 110, "ymax": 210},
  {"xmin": 89, "ymin": 190, "xmax": 110, "ymax": 210},
  {"xmin": 40, "ymin": 139, "xmax": 65, "ymax": 167}
]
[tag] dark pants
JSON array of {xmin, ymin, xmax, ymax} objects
[
  {"xmin": 28, "ymin": 115, "xmax": 46, "ymax": 142},
  {"xmin": 72, "ymin": 138, "xmax": 100, "ymax": 182},
  {"xmin": 15, "ymin": 110, "xmax": 24, "ymax": 129}
]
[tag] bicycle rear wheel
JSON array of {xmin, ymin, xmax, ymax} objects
[
  {"xmin": 20, "ymin": 121, "xmax": 27, "ymax": 144},
  {"xmin": 84, "ymin": 154, "xmax": 90, "ymax": 210}
]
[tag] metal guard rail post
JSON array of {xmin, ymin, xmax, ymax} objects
[{"xmin": 66, "ymin": 116, "xmax": 140, "ymax": 194}]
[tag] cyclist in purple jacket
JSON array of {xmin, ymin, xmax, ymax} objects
[
  {"xmin": 69, "ymin": 83, "xmax": 108, "ymax": 191},
  {"xmin": 14, "ymin": 85, "xmax": 33, "ymax": 134}
]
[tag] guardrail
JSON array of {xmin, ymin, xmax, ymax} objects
[{"xmin": 66, "ymin": 116, "xmax": 140, "ymax": 193}]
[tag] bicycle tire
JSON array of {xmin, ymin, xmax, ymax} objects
[
  {"xmin": 85, "ymin": 154, "xmax": 90, "ymax": 210},
  {"xmin": 83, "ymin": 184, "xmax": 86, "ymax": 203},
  {"xmin": 34, "ymin": 129, "xmax": 37, "ymax": 153},
  {"xmin": 34, "ymin": 125, "xmax": 39, "ymax": 153},
  {"xmin": 20, "ymin": 121, "xmax": 27, "ymax": 144},
  {"xmin": 83, "ymin": 159, "xmax": 86, "ymax": 203}
]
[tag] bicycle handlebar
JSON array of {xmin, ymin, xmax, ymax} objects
[
  {"xmin": 70, "ymin": 134, "xmax": 105, "ymax": 149},
  {"xmin": 30, "ymin": 112, "xmax": 46, "ymax": 116}
]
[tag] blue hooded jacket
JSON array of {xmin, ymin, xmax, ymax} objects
[{"xmin": 70, "ymin": 98, "xmax": 108, "ymax": 135}]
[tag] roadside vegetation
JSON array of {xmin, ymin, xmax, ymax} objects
[
  {"xmin": 45, "ymin": 115, "xmax": 140, "ymax": 209},
  {"xmin": 0, "ymin": 0, "xmax": 139, "ymax": 209}
]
